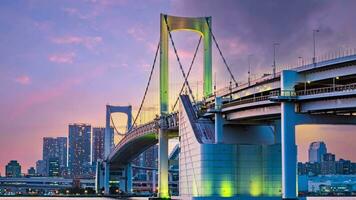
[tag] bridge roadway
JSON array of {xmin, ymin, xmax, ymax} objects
[
  {"xmin": 106, "ymin": 54, "xmax": 356, "ymax": 199},
  {"xmin": 109, "ymin": 54, "xmax": 356, "ymax": 166}
]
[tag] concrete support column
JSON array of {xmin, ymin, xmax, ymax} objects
[
  {"xmin": 215, "ymin": 96, "xmax": 223, "ymax": 143},
  {"xmin": 158, "ymin": 128, "xmax": 169, "ymax": 198},
  {"xmin": 126, "ymin": 163, "xmax": 132, "ymax": 193},
  {"xmin": 152, "ymin": 170, "xmax": 157, "ymax": 194},
  {"xmin": 281, "ymin": 102, "xmax": 297, "ymax": 199},
  {"xmin": 103, "ymin": 161, "xmax": 110, "ymax": 195},
  {"xmin": 105, "ymin": 105, "xmax": 111, "ymax": 158},
  {"xmin": 95, "ymin": 161, "xmax": 103, "ymax": 194},
  {"xmin": 280, "ymin": 70, "xmax": 299, "ymax": 199}
]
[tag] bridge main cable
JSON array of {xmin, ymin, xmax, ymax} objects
[
  {"xmin": 131, "ymin": 42, "xmax": 160, "ymax": 130},
  {"xmin": 164, "ymin": 15, "xmax": 197, "ymax": 107},
  {"xmin": 205, "ymin": 18, "xmax": 238, "ymax": 87},
  {"xmin": 172, "ymin": 36, "xmax": 202, "ymax": 111}
]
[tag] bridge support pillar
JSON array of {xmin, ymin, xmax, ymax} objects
[
  {"xmin": 215, "ymin": 96, "xmax": 224, "ymax": 143},
  {"xmin": 104, "ymin": 161, "xmax": 110, "ymax": 195},
  {"xmin": 158, "ymin": 129, "xmax": 169, "ymax": 198},
  {"xmin": 126, "ymin": 163, "xmax": 133, "ymax": 193},
  {"xmin": 281, "ymin": 70, "xmax": 299, "ymax": 199}
]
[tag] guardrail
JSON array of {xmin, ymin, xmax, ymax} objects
[
  {"xmin": 296, "ymin": 83, "xmax": 356, "ymax": 96},
  {"xmin": 212, "ymin": 48, "xmax": 356, "ymax": 100}
]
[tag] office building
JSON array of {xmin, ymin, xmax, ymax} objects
[
  {"xmin": 308, "ymin": 141, "xmax": 327, "ymax": 163},
  {"xmin": 36, "ymin": 160, "xmax": 46, "ymax": 176},
  {"xmin": 321, "ymin": 153, "xmax": 336, "ymax": 175},
  {"xmin": 92, "ymin": 127, "xmax": 114, "ymax": 165},
  {"xmin": 27, "ymin": 167, "xmax": 35, "ymax": 177},
  {"xmin": 5, "ymin": 160, "xmax": 21, "ymax": 177},
  {"xmin": 43, "ymin": 137, "xmax": 67, "ymax": 167},
  {"xmin": 68, "ymin": 123, "xmax": 91, "ymax": 177},
  {"xmin": 48, "ymin": 158, "xmax": 60, "ymax": 177}
]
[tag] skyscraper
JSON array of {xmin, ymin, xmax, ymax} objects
[
  {"xmin": 68, "ymin": 123, "xmax": 91, "ymax": 177},
  {"xmin": 48, "ymin": 158, "xmax": 60, "ymax": 177},
  {"xmin": 36, "ymin": 160, "xmax": 46, "ymax": 176},
  {"xmin": 308, "ymin": 141, "xmax": 327, "ymax": 163},
  {"xmin": 43, "ymin": 137, "xmax": 67, "ymax": 176},
  {"xmin": 92, "ymin": 127, "xmax": 114, "ymax": 165},
  {"xmin": 5, "ymin": 160, "xmax": 21, "ymax": 177}
]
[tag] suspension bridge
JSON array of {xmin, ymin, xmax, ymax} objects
[{"xmin": 96, "ymin": 14, "xmax": 356, "ymax": 200}]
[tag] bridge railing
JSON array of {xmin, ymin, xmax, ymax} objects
[
  {"xmin": 213, "ymin": 48, "xmax": 356, "ymax": 100},
  {"xmin": 296, "ymin": 82, "xmax": 356, "ymax": 96},
  {"xmin": 114, "ymin": 121, "xmax": 158, "ymax": 150}
]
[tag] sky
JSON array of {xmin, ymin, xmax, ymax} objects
[{"xmin": 1, "ymin": 0, "xmax": 356, "ymax": 175}]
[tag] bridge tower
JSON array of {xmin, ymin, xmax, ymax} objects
[
  {"xmin": 99, "ymin": 105, "xmax": 132, "ymax": 194},
  {"xmin": 159, "ymin": 14, "xmax": 212, "ymax": 198}
]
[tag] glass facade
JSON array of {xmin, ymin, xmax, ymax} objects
[{"xmin": 179, "ymin": 100, "xmax": 282, "ymax": 199}]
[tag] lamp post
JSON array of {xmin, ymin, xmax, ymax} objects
[
  {"xmin": 273, "ymin": 43, "xmax": 279, "ymax": 78},
  {"xmin": 248, "ymin": 54, "xmax": 253, "ymax": 86},
  {"xmin": 313, "ymin": 29, "xmax": 320, "ymax": 67}
]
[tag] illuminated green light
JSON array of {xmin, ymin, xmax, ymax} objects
[
  {"xmin": 220, "ymin": 180, "xmax": 233, "ymax": 197},
  {"xmin": 250, "ymin": 179, "xmax": 262, "ymax": 197}
]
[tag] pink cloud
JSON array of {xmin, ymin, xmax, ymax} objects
[
  {"xmin": 221, "ymin": 37, "xmax": 249, "ymax": 56},
  {"xmin": 127, "ymin": 26, "xmax": 146, "ymax": 41},
  {"xmin": 14, "ymin": 75, "xmax": 31, "ymax": 85},
  {"xmin": 51, "ymin": 36, "xmax": 102, "ymax": 49},
  {"xmin": 48, "ymin": 52, "xmax": 76, "ymax": 64}
]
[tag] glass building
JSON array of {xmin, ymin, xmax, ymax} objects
[
  {"xmin": 5, "ymin": 160, "xmax": 21, "ymax": 177},
  {"xmin": 68, "ymin": 123, "xmax": 91, "ymax": 178},
  {"xmin": 92, "ymin": 127, "xmax": 114, "ymax": 165},
  {"xmin": 308, "ymin": 141, "xmax": 327, "ymax": 163}
]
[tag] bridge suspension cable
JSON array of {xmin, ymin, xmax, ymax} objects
[
  {"xmin": 172, "ymin": 36, "xmax": 202, "ymax": 111},
  {"xmin": 164, "ymin": 16, "xmax": 197, "ymax": 107},
  {"xmin": 205, "ymin": 18, "xmax": 238, "ymax": 87},
  {"xmin": 131, "ymin": 42, "xmax": 160, "ymax": 129},
  {"xmin": 108, "ymin": 106, "xmax": 126, "ymax": 136}
]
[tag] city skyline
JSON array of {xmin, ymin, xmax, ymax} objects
[{"xmin": 2, "ymin": 0, "xmax": 356, "ymax": 175}]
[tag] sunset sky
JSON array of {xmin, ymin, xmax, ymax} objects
[{"xmin": 1, "ymin": 0, "xmax": 356, "ymax": 175}]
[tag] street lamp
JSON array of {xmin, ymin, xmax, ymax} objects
[
  {"xmin": 248, "ymin": 54, "xmax": 253, "ymax": 86},
  {"xmin": 273, "ymin": 43, "xmax": 280, "ymax": 77},
  {"xmin": 298, "ymin": 56, "xmax": 303, "ymax": 66},
  {"xmin": 313, "ymin": 29, "xmax": 320, "ymax": 66}
]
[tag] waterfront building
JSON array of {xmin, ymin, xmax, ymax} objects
[
  {"xmin": 48, "ymin": 158, "xmax": 60, "ymax": 177},
  {"xmin": 68, "ymin": 123, "xmax": 91, "ymax": 177},
  {"xmin": 321, "ymin": 153, "xmax": 336, "ymax": 175},
  {"xmin": 27, "ymin": 167, "xmax": 36, "ymax": 177},
  {"xmin": 92, "ymin": 127, "xmax": 114, "ymax": 165},
  {"xmin": 43, "ymin": 137, "xmax": 67, "ymax": 176},
  {"xmin": 36, "ymin": 160, "xmax": 46, "ymax": 176},
  {"xmin": 5, "ymin": 160, "xmax": 21, "ymax": 177},
  {"xmin": 308, "ymin": 141, "xmax": 327, "ymax": 163}
]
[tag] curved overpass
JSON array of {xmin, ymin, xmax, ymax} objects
[{"xmin": 108, "ymin": 114, "xmax": 179, "ymax": 169}]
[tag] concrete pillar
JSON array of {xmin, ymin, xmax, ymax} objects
[
  {"xmin": 215, "ymin": 96, "xmax": 223, "ymax": 143},
  {"xmin": 152, "ymin": 170, "xmax": 157, "ymax": 194},
  {"xmin": 158, "ymin": 128, "xmax": 169, "ymax": 198},
  {"xmin": 105, "ymin": 105, "xmax": 111, "ymax": 158},
  {"xmin": 126, "ymin": 163, "xmax": 132, "ymax": 193},
  {"xmin": 103, "ymin": 161, "xmax": 110, "ymax": 195},
  {"xmin": 280, "ymin": 70, "xmax": 299, "ymax": 199},
  {"xmin": 95, "ymin": 161, "xmax": 103, "ymax": 194}
]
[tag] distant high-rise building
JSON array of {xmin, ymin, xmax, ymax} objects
[
  {"xmin": 42, "ymin": 137, "xmax": 67, "ymax": 175},
  {"xmin": 36, "ymin": 160, "xmax": 46, "ymax": 176},
  {"xmin": 5, "ymin": 160, "xmax": 21, "ymax": 177},
  {"xmin": 308, "ymin": 141, "xmax": 327, "ymax": 163},
  {"xmin": 68, "ymin": 123, "xmax": 91, "ymax": 177},
  {"xmin": 48, "ymin": 158, "xmax": 60, "ymax": 177},
  {"xmin": 92, "ymin": 127, "xmax": 114, "ymax": 165},
  {"xmin": 27, "ymin": 167, "xmax": 36, "ymax": 177},
  {"xmin": 321, "ymin": 153, "xmax": 336, "ymax": 174}
]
